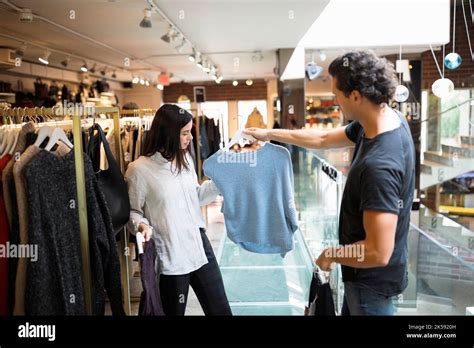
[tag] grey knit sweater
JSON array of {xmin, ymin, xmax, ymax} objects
[{"xmin": 24, "ymin": 149, "xmax": 125, "ymax": 316}]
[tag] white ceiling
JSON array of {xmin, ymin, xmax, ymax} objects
[
  {"xmin": 0, "ymin": 0, "xmax": 329, "ymax": 83},
  {"xmin": 299, "ymin": 0, "xmax": 450, "ymax": 49}
]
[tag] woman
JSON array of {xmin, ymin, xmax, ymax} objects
[{"xmin": 125, "ymin": 104, "xmax": 231, "ymax": 316}]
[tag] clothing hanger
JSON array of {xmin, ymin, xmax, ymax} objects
[
  {"xmin": 44, "ymin": 127, "xmax": 74, "ymax": 151},
  {"xmin": 223, "ymin": 129, "xmax": 257, "ymax": 152},
  {"xmin": 33, "ymin": 125, "xmax": 54, "ymax": 148}
]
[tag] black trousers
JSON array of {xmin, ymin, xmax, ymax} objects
[{"xmin": 159, "ymin": 229, "xmax": 232, "ymax": 316}]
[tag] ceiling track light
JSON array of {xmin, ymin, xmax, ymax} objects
[
  {"xmin": 232, "ymin": 80, "xmax": 238, "ymax": 86},
  {"xmin": 215, "ymin": 75, "xmax": 223, "ymax": 84},
  {"xmin": 202, "ymin": 61, "xmax": 211, "ymax": 73},
  {"xmin": 210, "ymin": 66, "xmax": 217, "ymax": 79},
  {"xmin": 80, "ymin": 61, "xmax": 88, "ymax": 72},
  {"xmin": 140, "ymin": 8, "xmax": 153, "ymax": 28},
  {"xmin": 189, "ymin": 49, "xmax": 199, "ymax": 62},
  {"xmin": 175, "ymin": 37, "xmax": 186, "ymax": 52},
  {"xmin": 140, "ymin": 78, "xmax": 145, "ymax": 85},
  {"xmin": 16, "ymin": 42, "xmax": 27, "ymax": 59},
  {"xmin": 161, "ymin": 25, "xmax": 177, "ymax": 43},
  {"xmin": 38, "ymin": 50, "xmax": 50, "ymax": 65},
  {"xmin": 100, "ymin": 67, "xmax": 107, "ymax": 76},
  {"xmin": 60, "ymin": 56, "xmax": 70, "ymax": 67},
  {"xmin": 89, "ymin": 63, "xmax": 97, "ymax": 73},
  {"xmin": 132, "ymin": 76, "xmax": 140, "ymax": 84},
  {"xmin": 246, "ymin": 79, "xmax": 253, "ymax": 86},
  {"xmin": 157, "ymin": 84, "xmax": 164, "ymax": 90},
  {"xmin": 144, "ymin": 79, "xmax": 149, "ymax": 86},
  {"xmin": 196, "ymin": 58, "xmax": 203, "ymax": 69},
  {"xmin": 112, "ymin": 70, "xmax": 117, "ymax": 78}
]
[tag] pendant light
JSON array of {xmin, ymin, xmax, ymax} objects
[
  {"xmin": 394, "ymin": 45, "xmax": 409, "ymax": 102},
  {"xmin": 430, "ymin": 43, "xmax": 454, "ymax": 99},
  {"xmin": 444, "ymin": 0, "xmax": 462, "ymax": 70}
]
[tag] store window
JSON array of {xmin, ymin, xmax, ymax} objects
[{"xmin": 237, "ymin": 100, "xmax": 267, "ymax": 129}]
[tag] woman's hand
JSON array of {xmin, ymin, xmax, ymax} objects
[
  {"xmin": 138, "ymin": 223, "xmax": 153, "ymax": 241},
  {"xmin": 243, "ymin": 128, "xmax": 270, "ymax": 142}
]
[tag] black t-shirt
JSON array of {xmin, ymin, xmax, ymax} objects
[{"xmin": 340, "ymin": 110, "xmax": 415, "ymax": 296}]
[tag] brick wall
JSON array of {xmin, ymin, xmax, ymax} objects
[
  {"xmin": 422, "ymin": 1, "xmax": 474, "ymax": 89},
  {"xmin": 163, "ymin": 80, "xmax": 267, "ymax": 103}
]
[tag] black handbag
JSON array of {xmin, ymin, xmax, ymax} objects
[
  {"xmin": 86, "ymin": 123, "xmax": 130, "ymax": 233},
  {"xmin": 305, "ymin": 267, "xmax": 336, "ymax": 316}
]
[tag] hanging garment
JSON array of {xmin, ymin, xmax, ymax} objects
[
  {"xmin": 13, "ymin": 143, "xmax": 70, "ymax": 315},
  {"xmin": 23, "ymin": 150, "xmax": 125, "ymax": 315},
  {"xmin": 245, "ymin": 107, "xmax": 266, "ymax": 129},
  {"xmin": 203, "ymin": 143, "xmax": 299, "ymax": 255},
  {"xmin": 13, "ymin": 145, "xmax": 40, "ymax": 315},
  {"xmin": 0, "ymin": 154, "xmax": 12, "ymax": 315},
  {"xmin": 138, "ymin": 240, "xmax": 165, "ymax": 316},
  {"xmin": 205, "ymin": 117, "xmax": 220, "ymax": 156},
  {"xmin": 2, "ymin": 123, "xmax": 35, "ymax": 313},
  {"xmin": 200, "ymin": 120, "xmax": 211, "ymax": 160},
  {"xmin": 3, "ymin": 122, "xmax": 35, "ymax": 229}
]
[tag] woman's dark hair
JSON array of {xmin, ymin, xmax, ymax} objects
[
  {"xmin": 143, "ymin": 104, "xmax": 193, "ymax": 174},
  {"xmin": 328, "ymin": 50, "xmax": 397, "ymax": 105}
]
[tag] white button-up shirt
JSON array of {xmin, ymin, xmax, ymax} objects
[{"xmin": 125, "ymin": 152, "xmax": 219, "ymax": 275}]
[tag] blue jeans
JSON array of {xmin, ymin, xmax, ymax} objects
[{"xmin": 341, "ymin": 282, "xmax": 395, "ymax": 316}]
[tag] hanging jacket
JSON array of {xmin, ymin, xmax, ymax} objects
[
  {"xmin": 0, "ymin": 154, "xmax": 12, "ymax": 315},
  {"xmin": 23, "ymin": 150, "xmax": 125, "ymax": 316}
]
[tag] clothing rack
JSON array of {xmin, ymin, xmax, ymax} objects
[{"xmin": 0, "ymin": 106, "xmax": 131, "ymax": 316}]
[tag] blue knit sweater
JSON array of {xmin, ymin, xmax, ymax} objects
[{"xmin": 203, "ymin": 143, "xmax": 298, "ymax": 254}]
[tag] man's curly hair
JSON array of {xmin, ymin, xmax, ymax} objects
[{"xmin": 328, "ymin": 50, "xmax": 397, "ymax": 105}]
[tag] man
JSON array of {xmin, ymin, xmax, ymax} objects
[{"xmin": 244, "ymin": 50, "xmax": 415, "ymax": 315}]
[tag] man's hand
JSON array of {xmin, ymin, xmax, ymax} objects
[
  {"xmin": 138, "ymin": 223, "xmax": 153, "ymax": 241},
  {"xmin": 315, "ymin": 248, "xmax": 335, "ymax": 272},
  {"xmin": 243, "ymin": 128, "xmax": 270, "ymax": 142}
]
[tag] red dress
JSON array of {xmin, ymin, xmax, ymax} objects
[{"xmin": 0, "ymin": 154, "xmax": 12, "ymax": 315}]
